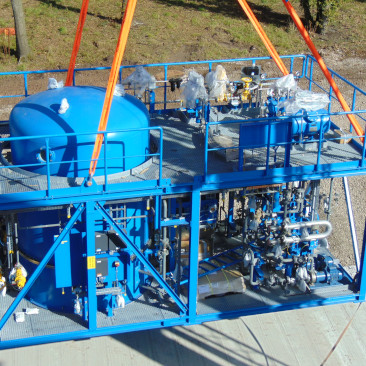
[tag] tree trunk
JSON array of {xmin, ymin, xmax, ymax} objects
[
  {"xmin": 11, "ymin": 0, "xmax": 30, "ymax": 60},
  {"xmin": 300, "ymin": 0, "xmax": 314, "ymax": 29}
]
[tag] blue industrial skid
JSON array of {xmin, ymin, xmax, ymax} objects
[{"xmin": 0, "ymin": 54, "xmax": 365, "ymax": 349}]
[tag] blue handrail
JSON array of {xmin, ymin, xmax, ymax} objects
[{"xmin": 0, "ymin": 126, "xmax": 163, "ymax": 194}]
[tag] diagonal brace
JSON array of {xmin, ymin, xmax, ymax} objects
[
  {"xmin": 0, "ymin": 203, "xmax": 85, "ymax": 331},
  {"xmin": 95, "ymin": 202, "xmax": 187, "ymax": 313}
]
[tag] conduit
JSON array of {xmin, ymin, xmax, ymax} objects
[
  {"xmin": 87, "ymin": 0, "xmax": 138, "ymax": 184},
  {"xmin": 65, "ymin": 0, "xmax": 90, "ymax": 87},
  {"xmin": 282, "ymin": 0, "xmax": 364, "ymax": 140},
  {"xmin": 237, "ymin": 0, "xmax": 289, "ymax": 76}
]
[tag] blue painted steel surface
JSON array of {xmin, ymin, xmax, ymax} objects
[
  {"xmin": 17, "ymin": 200, "xmax": 149, "ymax": 312},
  {"xmin": 9, "ymin": 86, "xmax": 150, "ymax": 177},
  {"xmin": 0, "ymin": 204, "xmax": 85, "ymax": 330},
  {"xmin": 0, "ymin": 54, "xmax": 365, "ymax": 350}
]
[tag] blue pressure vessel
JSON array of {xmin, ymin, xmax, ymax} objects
[
  {"xmin": 9, "ymin": 86, "xmax": 150, "ymax": 313},
  {"xmin": 9, "ymin": 86, "xmax": 150, "ymax": 177}
]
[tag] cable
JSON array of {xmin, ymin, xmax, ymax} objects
[{"xmin": 320, "ymin": 302, "xmax": 362, "ymax": 366}]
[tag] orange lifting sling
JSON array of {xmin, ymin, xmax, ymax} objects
[
  {"xmin": 68, "ymin": 0, "xmax": 363, "ymax": 184},
  {"xmin": 87, "ymin": 0, "xmax": 138, "ymax": 183},
  {"xmin": 65, "ymin": 0, "xmax": 90, "ymax": 87},
  {"xmin": 282, "ymin": 0, "xmax": 364, "ymax": 140},
  {"xmin": 237, "ymin": 0, "xmax": 289, "ymax": 76}
]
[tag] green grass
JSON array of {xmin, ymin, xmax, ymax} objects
[{"xmin": 0, "ymin": 0, "xmax": 365, "ymax": 71}]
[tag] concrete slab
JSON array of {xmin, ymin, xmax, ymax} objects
[{"xmin": 0, "ymin": 302, "xmax": 365, "ymax": 366}]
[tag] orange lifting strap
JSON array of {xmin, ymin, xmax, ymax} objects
[
  {"xmin": 282, "ymin": 0, "xmax": 364, "ymax": 140},
  {"xmin": 237, "ymin": 0, "xmax": 289, "ymax": 76},
  {"xmin": 65, "ymin": 0, "xmax": 90, "ymax": 87},
  {"xmin": 87, "ymin": 0, "xmax": 138, "ymax": 183}
]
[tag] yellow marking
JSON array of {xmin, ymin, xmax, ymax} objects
[{"xmin": 87, "ymin": 256, "xmax": 96, "ymax": 270}]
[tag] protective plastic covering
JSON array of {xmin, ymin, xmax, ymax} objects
[
  {"xmin": 0, "ymin": 274, "xmax": 6, "ymax": 297},
  {"xmin": 116, "ymin": 294, "xmax": 125, "ymax": 308},
  {"xmin": 180, "ymin": 70, "xmax": 208, "ymax": 109},
  {"xmin": 114, "ymin": 83, "xmax": 125, "ymax": 97},
  {"xmin": 25, "ymin": 308, "xmax": 40, "ymax": 315},
  {"xmin": 197, "ymin": 269, "xmax": 246, "ymax": 300},
  {"xmin": 122, "ymin": 66, "xmax": 156, "ymax": 97},
  {"xmin": 270, "ymin": 73, "xmax": 297, "ymax": 94},
  {"xmin": 58, "ymin": 98, "xmax": 69, "ymax": 114},
  {"xmin": 278, "ymin": 90, "xmax": 330, "ymax": 115},
  {"xmin": 15, "ymin": 312, "xmax": 25, "ymax": 323},
  {"xmin": 205, "ymin": 65, "xmax": 229, "ymax": 100},
  {"xmin": 48, "ymin": 78, "xmax": 64, "ymax": 90}
]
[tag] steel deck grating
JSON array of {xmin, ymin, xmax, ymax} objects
[
  {"xmin": 0, "ymin": 112, "xmax": 364, "ymax": 195},
  {"xmin": 97, "ymin": 297, "xmax": 181, "ymax": 328},
  {"xmin": 0, "ymin": 295, "xmax": 86, "ymax": 342},
  {"xmin": 0, "ymin": 281, "xmax": 355, "ymax": 343}
]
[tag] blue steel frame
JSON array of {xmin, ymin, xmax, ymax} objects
[{"xmin": 0, "ymin": 54, "xmax": 365, "ymax": 349}]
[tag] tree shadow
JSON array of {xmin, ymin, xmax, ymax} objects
[
  {"xmin": 36, "ymin": 0, "xmax": 121, "ymax": 23},
  {"xmin": 155, "ymin": 0, "xmax": 291, "ymax": 28},
  {"xmin": 1, "ymin": 47, "xmax": 17, "ymax": 58}
]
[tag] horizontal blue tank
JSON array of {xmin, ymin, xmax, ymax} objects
[{"xmin": 9, "ymin": 86, "xmax": 150, "ymax": 177}]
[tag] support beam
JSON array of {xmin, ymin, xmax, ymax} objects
[
  {"xmin": 188, "ymin": 176, "xmax": 201, "ymax": 323},
  {"xmin": 95, "ymin": 202, "xmax": 187, "ymax": 313},
  {"xmin": 85, "ymin": 200, "xmax": 97, "ymax": 330},
  {"xmin": 359, "ymin": 221, "xmax": 366, "ymax": 301},
  {"xmin": 343, "ymin": 177, "xmax": 361, "ymax": 272}
]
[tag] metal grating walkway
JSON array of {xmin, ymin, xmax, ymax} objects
[{"xmin": 0, "ymin": 111, "xmax": 364, "ymax": 196}]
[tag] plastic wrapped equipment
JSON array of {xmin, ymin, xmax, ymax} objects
[
  {"xmin": 0, "ymin": 275, "xmax": 6, "ymax": 297},
  {"xmin": 114, "ymin": 83, "xmax": 125, "ymax": 97},
  {"xmin": 122, "ymin": 66, "xmax": 156, "ymax": 97},
  {"xmin": 278, "ymin": 90, "xmax": 330, "ymax": 115},
  {"xmin": 270, "ymin": 74, "xmax": 297, "ymax": 94},
  {"xmin": 197, "ymin": 269, "xmax": 246, "ymax": 300},
  {"xmin": 58, "ymin": 98, "xmax": 69, "ymax": 114},
  {"xmin": 48, "ymin": 78, "xmax": 64, "ymax": 90},
  {"xmin": 181, "ymin": 70, "xmax": 208, "ymax": 109},
  {"xmin": 205, "ymin": 65, "xmax": 228, "ymax": 100}
]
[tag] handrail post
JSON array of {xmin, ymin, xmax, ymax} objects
[
  {"xmin": 361, "ymin": 124, "xmax": 366, "ymax": 168},
  {"xmin": 104, "ymin": 132, "xmax": 108, "ymax": 192},
  {"xmin": 309, "ymin": 58, "xmax": 314, "ymax": 91},
  {"xmin": 350, "ymin": 89, "xmax": 357, "ymax": 134},
  {"xmin": 328, "ymin": 74, "xmax": 333, "ymax": 114},
  {"xmin": 159, "ymin": 127, "xmax": 163, "ymax": 186},
  {"xmin": 45, "ymin": 137, "xmax": 51, "ymax": 197},
  {"xmin": 23, "ymin": 73, "xmax": 28, "ymax": 97},
  {"xmin": 316, "ymin": 120, "xmax": 324, "ymax": 170},
  {"xmin": 204, "ymin": 123, "xmax": 209, "ymax": 182},
  {"xmin": 163, "ymin": 65, "xmax": 168, "ymax": 111}
]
